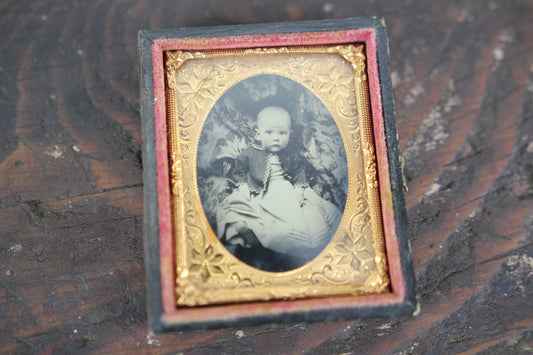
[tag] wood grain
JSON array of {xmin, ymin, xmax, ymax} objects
[{"xmin": 1, "ymin": 0, "xmax": 532, "ymax": 353}]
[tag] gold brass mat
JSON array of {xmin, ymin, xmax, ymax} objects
[{"xmin": 164, "ymin": 45, "xmax": 389, "ymax": 306}]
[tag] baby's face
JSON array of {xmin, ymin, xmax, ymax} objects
[{"xmin": 257, "ymin": 108, "xmax": 291, "ymax": 153}]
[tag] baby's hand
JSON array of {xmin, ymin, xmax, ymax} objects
[{"xmin": 235, "ymin": 222, "xmax": 262, "ymax": 247}]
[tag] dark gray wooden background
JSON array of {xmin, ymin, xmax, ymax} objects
[{"xmin": 1, "ymin": 1, "xmax": 533, "ymax": 353}]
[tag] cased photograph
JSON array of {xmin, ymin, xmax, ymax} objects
[{"xmin": 138, "ymin": 18, "xmax": 416, "ymax": 331}]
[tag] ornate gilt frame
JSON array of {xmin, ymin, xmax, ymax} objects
[
  {"xmin": 139, "ymin": 18, "xmax": 416, "ymax": 332},
  {"xmin": 166, "ymin": 45, "xmax": 388, "ymax": 306}
]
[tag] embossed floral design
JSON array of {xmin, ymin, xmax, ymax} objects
[
  {"xmin": 166, "ymin": 51, "xmax": 201, "ymax": 90},
  {"xmin": 314, "ymin": 65, "xmax": 354, "ymax": 99},
  {"xmin": 176, "ymin": 71, "xmax": 217, "ymax": 123},
  {"xmin": 334, "ymin": 232, "xmax": 373, "ymax": 272},
  {"xmin": 190, "ymin": 245, "xmax": 224, "ymax": 282},
  {"xmin": 176, "ymin": 274, "xmax": 210, "ymax": 306}
]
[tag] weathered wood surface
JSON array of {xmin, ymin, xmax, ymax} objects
[{"xmin": 1, "ymin": 0, "xmax": 533, "ymax": 353}]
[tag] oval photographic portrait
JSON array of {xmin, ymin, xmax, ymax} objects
[{"xmin": 197, "ymin": 74, "xmax": 348, "ymax": 272}]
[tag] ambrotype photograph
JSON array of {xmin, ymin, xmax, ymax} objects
[{"xmin": 197, "ymin": 74, "xmax": 348, "ymax": 272}]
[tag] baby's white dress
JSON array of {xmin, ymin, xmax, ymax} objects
[{"xmin": 217, "ymin": 154, "xmax": 341, "ymax": 259}]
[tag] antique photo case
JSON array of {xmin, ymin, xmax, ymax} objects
[{"xmin": 139, "ymin": 18, "xmax": 416, "ymax": 332}]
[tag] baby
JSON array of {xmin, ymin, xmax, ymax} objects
[{"xmin": 216, "ymin": 106, "xmax": 342, "ymax": 270}]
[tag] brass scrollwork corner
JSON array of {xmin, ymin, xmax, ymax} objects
[
  {"xmin": 329, "ymin": 44, "xmax": 367, "ymax": 81},
  {"xmin": 166, "ymin": 51, "xmax": 206, "ymax": 90}
]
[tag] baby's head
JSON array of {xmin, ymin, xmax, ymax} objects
[{"xmin": 256, "ymin": 106, "xmax": 291, "ymax": 153}]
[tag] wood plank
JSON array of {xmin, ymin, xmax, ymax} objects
[{"xmin": 1, "ymin": 0, "xmax": 533, "ymax": 353}]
